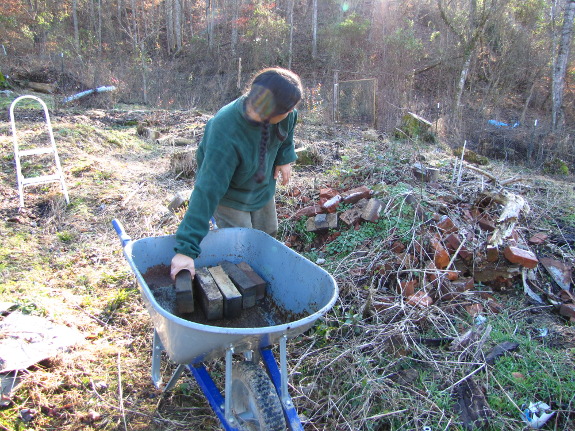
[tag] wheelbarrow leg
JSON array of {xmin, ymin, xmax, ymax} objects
[
  {"xmin": 188, "ymin": 346, "xmax": 240, "ymax": 431},
  {"xmin": 151, "ymin": 330, "xmax": 163, "ymax": 388},
  {"xmin": 260, "ymin": 335, "xmax": 304, "ymax": 430}
]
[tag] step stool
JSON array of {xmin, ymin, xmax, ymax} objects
[{"xmin": 9, "ymin": 95, "xmax": 69, "ymax": 207}]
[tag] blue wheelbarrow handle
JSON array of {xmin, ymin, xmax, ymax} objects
[{"xmin": 112, "ymin": 219, "xmax": 131, "ymax": 248}]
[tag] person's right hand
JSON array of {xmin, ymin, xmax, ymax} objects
[{"xmin": 170, "ymin": 253, "xmax": 196, "ymax": 280}]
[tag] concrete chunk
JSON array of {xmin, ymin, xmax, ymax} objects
[
  {"xmin": 194, "ymin": 268, "xmax": 223, "ymax": 320},
  {"xmin": 361, "ymin": 199, "xmax": 383, "ymax": 222},
  {"xmin": 237, "ymin": 262, "xmax": 267, "ymax": 300},
  {"xmin": 174, "ymin": 270, "xmax": 194, "ymax": 314},
  {"xmin": 219, "ymin": 261, "xmax": 257, "ymax": 308},
  {"xmin": 208, "ymin": 266, "xmax": 242, "ymax": 318}
]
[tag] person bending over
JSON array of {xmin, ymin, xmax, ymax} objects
[{"xmin": 170, "ymin": 67, "xmax": 303, "ymax": 280}]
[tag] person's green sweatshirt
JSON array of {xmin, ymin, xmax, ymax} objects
[{"xmin": 174, "ymin": 96, "xmax": 298, "ymax": 259}]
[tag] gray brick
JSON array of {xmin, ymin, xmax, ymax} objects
[
  {"xmin": 194, "ymin": 267, "xmax": 223, "ymax": 320},
  {"xmin": 208, "ymin": 266, "xmax": 242, "ymax": 318},
  {"xmin": 174, "ymin": 270, "xmax": 194, "ymax": 314},
  {"xmin": 236, "ymin": 262, "xmax": 267, "ymax": 300},
  {"xmin": 219, "ymin": 261, "xmax": 257, "ymax": 308}
]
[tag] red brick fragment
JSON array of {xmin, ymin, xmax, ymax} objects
[
  {"xmin": 341, "ymin": 186, "xmax": 372, "ymax": 204},
  {"xmin": 398, "ymin": 279, "xmax": 417, "ymax": 297},
  {"xmin": 503, "ymin": 246, "xmax": 538, "ymax": 269},
  {"xmin": 431, "ymin": 237, "xmax": 450, "ymax": 269},
  {"xmin": 391, "ymin": 241, "xmax": 406, "ymax": 254},
  {"xmin": 477, "ymin": 215, "xmax": 496, "ymax": 232},
  {"xmin": 453, "ymin": 277, "xmax": 475, "ymax": 292},
  {"xmin": 407, "ymin": 291, "xmax": 434, "ymax": 307},
  {"xmin": 444, "ymin": 234, "xmax": 472, "ymax": 261},
  {"xmin": 486, "ymin": 299, "xmax": 503, "ymax": 314},
  {"xmin": 529, "ymin": 232, "xmax": 549, "ymax": 245},
  {"xmin": 559, "ymin": 303, "xmax": 575, "ymax": 320},
  {"xmin": 437, "ymin": 216, "xmax": 458, "ymax": 234},
  {"xmin": 465, "ymin": 303, "xmax": 484, "ymax": 317},
  {"xmin": 294, "ymin": 205, "xmax": 323, "ymax": 218},
  {"xmin": 319, "ymin": 188, "xmax": 338, "ymax": 199},
  {"xmin": 321, "ymin": 194, "xmax": 342, "ymax": 213},
  {"xmin": 447, "ymin": 271, "xmax": 459, "ymax": 281},
  {"xmin": 486, "ymin": 246, "xmax": 499, "ymax": 262}
]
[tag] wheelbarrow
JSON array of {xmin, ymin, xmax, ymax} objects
[{"xmin": 112, "ymin": 220, "xmax": 338, "ymax": 430}]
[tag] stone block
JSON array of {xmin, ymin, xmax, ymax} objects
[
  {"xmin": 361, "ymin": 198, "xmax": 383, "ymax": 222},
  {"xmin": 237, "ymin": 262, "xmax": 267, "ymax": 300},
  {"xmin": 306, "ymin": 213, "xmax": 338, "ymax": 232},
  {"xmin": 194, "ymin": 268, "xmax": 223, "ymax": 320},
  {"xmin": 219, "ymin": 261, "xmax": 257, "ymax": 308},
  {"xmin": 175, "ymin": 270, "xmax": 194, "ymax": 314},
  {"xmin": 412, "ymin": 162, "xmax": 440, "ymax": 182},
  {"xmin": 208, "ymin": 266, "xmax": 242, "ymax": 318},
  {"xmin": 167, "ymin": 189, "xmax": 193, "ymax": 212}
]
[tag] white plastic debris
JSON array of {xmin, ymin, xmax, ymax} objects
[
  {"xmin": 474, "ymin": 314, "xmax": 487, "ymax": 325},
  {"xmin": 522, "ymin": 401, "xmax": 555, "ymax": 429}
]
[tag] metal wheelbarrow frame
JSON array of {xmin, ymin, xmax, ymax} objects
[{"xmin": 112, "ymin": 220, "xmax": 338, "ymax": 430}]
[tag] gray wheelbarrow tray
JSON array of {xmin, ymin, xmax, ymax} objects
[{"xmin": 114, "ymin": 221, "xmax": 338, "ymax": 429}]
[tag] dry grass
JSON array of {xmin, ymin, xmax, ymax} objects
[{"xmin": 1, "ymin": 102, "xmax": 574, "ymax": 431}]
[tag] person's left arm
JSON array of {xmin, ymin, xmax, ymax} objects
[{"xmin": 273, "ymin": 110, "xmax": 298, "ymax": 185}]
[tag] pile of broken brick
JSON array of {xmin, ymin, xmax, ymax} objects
[{"xmin": 287, "ymin": 182, "xmax": 574, "ymax": 323}]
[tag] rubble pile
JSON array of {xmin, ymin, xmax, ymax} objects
[{"xmin": 287, "ymin": 162, "xmax": 574, "ymax": 323}]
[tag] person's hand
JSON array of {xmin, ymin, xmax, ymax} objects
[
  {"xmin": 274, "ymin": 163, "xmax": 292, "ymax": 185},
  {"xmin": 170, "ymin": 253, "xmax": 196, "ymax": 280}
]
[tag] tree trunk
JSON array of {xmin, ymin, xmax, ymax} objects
[
  {"xmin": 312, "ymin": 0, "xmax": 317, "ymax": 59},
  {"xmin": 552, "ymin": 0, "xmax": 575, "ymax": 132},
  {"xmin": 287, "ymin": 0, "xmax": 294, "ymax": 68},
  {"xmin": 207, "ymin": 0, "xmax": 215, "ymax": 50},
  {"xmin": 73, "ymin": 0, "xmax": 80, "ymax": 52},
  {"xmin": 231, "ymin": 0, "xmax": 240, "ymax": 55},
  {"xmin": 175, "ymin": 0, "xmax": 182, "ymax": 52},
  {"xmin": 166, "ymin": 0, "xmax": 174, "ymax": 52}
]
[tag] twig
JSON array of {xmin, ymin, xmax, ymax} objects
[
  {"xmin": 441, "ymin": 363, "xmax": 486, "ymax": 392},
  {"xmin": 362, "ymin": 409, "xmax": 408, "ymax": 420},
  {"xmin": 118, "ymin": 352, "xmax": 128, "ymax": 431},
  {"xmin": 456, "ymin": 140, "xmax": 467, "ymax": 187},
  {"xmin": 507, "ymin": 304, "xmax": 554, "ymax": 319}
]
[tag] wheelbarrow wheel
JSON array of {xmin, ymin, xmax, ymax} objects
[{"xmin": 231, "ymin": 361, "xmax": 286, "ymax": 431}]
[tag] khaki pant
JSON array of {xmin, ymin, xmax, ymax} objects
[{"xmin": 213, "ymin": 199, "xmax": 278, "ymax": 237}]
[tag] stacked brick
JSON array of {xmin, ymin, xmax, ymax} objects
[{"xmin": 176, "ymin": 261, "xmax": 267, "ymax": 321}]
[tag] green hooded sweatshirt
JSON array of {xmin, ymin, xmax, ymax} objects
[{"xmin": 174, "ymin": 96, "xmax": 298, "ymax": 258}]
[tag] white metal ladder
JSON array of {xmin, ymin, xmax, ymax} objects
[{"xmin": 10, "ymin": 95, "xmax": 69, "ymax": 207}]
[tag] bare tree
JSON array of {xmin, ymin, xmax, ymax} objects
[
  {"xmin": 552, "ymin": 0, "xmax": 575, "ymax": 131},
  {"xmin": 312, "ymin": 0, "xmax": 317, "ymax": 59},
  {"xmin": 287, "ymin": 0, "xmax": 294, "ymax": 68},
  {"xmin": 437, "ymin": 0, "xmax": 505, "ymax": 116},
  {"xmin": 73, "ymin": 0, "xmax": 80, "ymax": 52}
]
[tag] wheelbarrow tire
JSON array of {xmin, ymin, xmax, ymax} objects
[{"xmin": 231, "ymin": 361, "xmax": 287, "ymax": 431}]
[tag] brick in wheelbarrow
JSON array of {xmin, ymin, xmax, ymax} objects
[
  {"xmin": 194, "ymin": 267, "xmax": 223, "ymax": 320},
  {"xmin": 175, "ymin": 270, "xmax": 194, "ymax": 314},
  {"xmin": 207, "ymin": 266, "xmax": 242, "ymax": 318},
  {"xmin": 219, "ymin": 261, "xmax": 257, "ymax": 308},
  {"xmin": 236, "ymin": 261, "xmax": 267, "ymax": 301}
]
